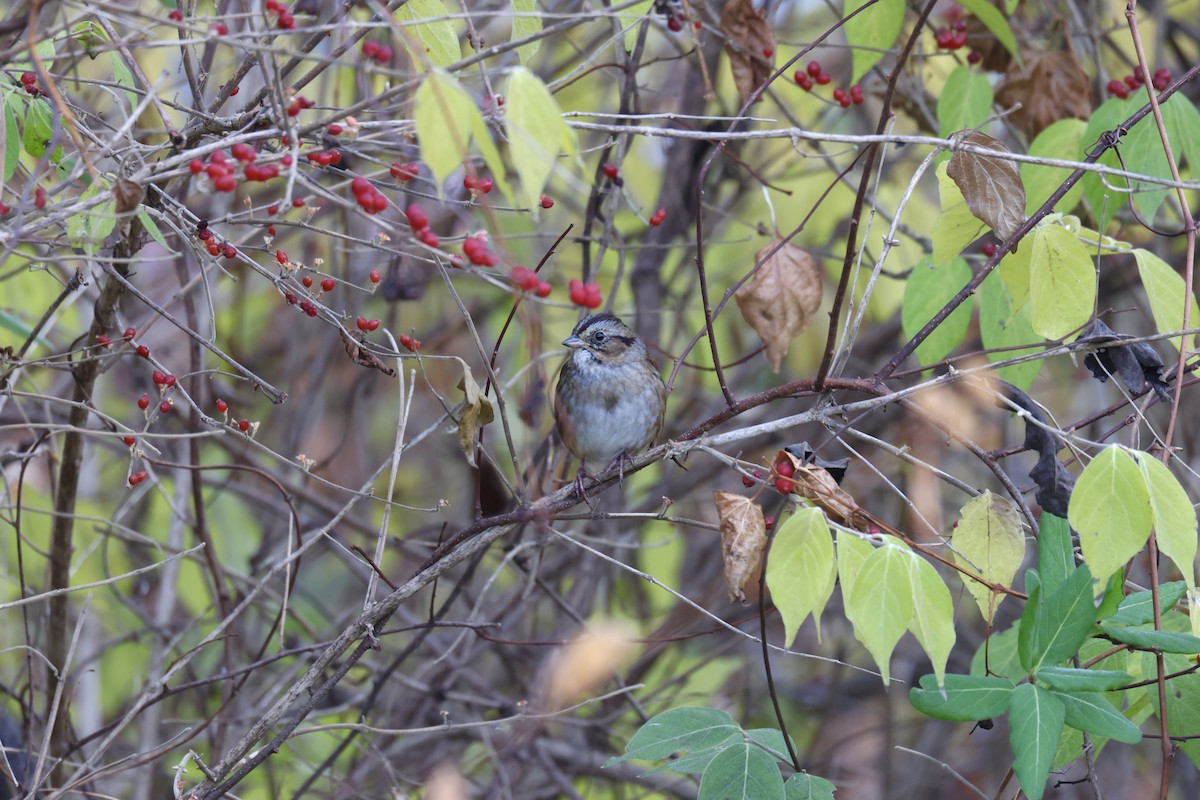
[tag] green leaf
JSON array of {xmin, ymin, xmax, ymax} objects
[
  {"xmin": 1035, "ymin": 666, "xmax": 1132, "ymax": 693},
  {"xmin": 970, "ymin": 622, "xmax": 1024, "ymax": 680},
  {"xmin": 901, "ymin": 256, "xmax": 973, "ymax": 365},
  {"xmin": 955, "ymin": 0, "xmax": 1020, "ymax": 63},
  {"xmin": 932, "ymin": 162, "xmax": 988, "ymax": 263},
  {"xmin": 1122, "ymin": 97, "xmax": 1179, "ymax": 221},
  {"xmin": 1163, "ymin": 90, "xmax": 1200, "ymax": 178},
  {"xmin": 510, "ymin": 0, "xmax": 542, "ymax": 65},
  {"xmin": 843, "ymin": 0, "xmax": 905, "ymax": 85},
  {"xmin": 67, "ymin": 181, "xmax": 117, "ymax": 256},
  {"xmin": 1052, "ymin": 690, "xmax": 1142, "ymax": 744},
  {"xmin": 937, "ymin": 66, "xmax": 993, "ymax": 138},
  {"xmin": 8, "ymin": 38, "xmax": 56, "ymax": 71},
  {"xmin": 23, "ymin": 98, "xmax": 53, "ymax": 158},
  {"xmin": 3, "ymin": 90, "xmax": 20, "ymax": 182},
  {"xmin": 619, "ymin": 1, "xmax": 654, "ymax": 52},
  {"xmin": 1106, "ymin": 581, "xmax": 1189, "ymax": 627},
  {"xmin": 1134, "ymin": 454, "xmax": 1198, "ymax": 590},
  {"xmin": 1029, "ymin": 223, "xmax": 1095, "ymax": 340},
  {"xmin": 836, "ymin": 529, "xmax": 875, "ymax": 630},
  {"xmin": 1019, "ymin": 564, "xmax": 1096, "ymax": 672},
  {"xmin": 1133, "ymin": 248, "xmax": 1200, "ymax": 354},
  {"xmin": 137, "ymin": 210, "xmax": 171, "ymax": 251},
  {"xmin": 1095, "ymin": 569, "xmax": 1125, "ymax": 621},
  {"xmin": 1037, "ymin": 513, "xmax": 1074, "ymax": 594},
  {"xmin": 1100, "ymin": 625, "xmax": 1200, "ymax": 654},
  {"xmin": 505, "ymin": 67, "xmax": 577, "ymax": 209},
  {"xmin": 906, "ymin": 551, "xmax": 956, "ymax": 689},
  {"xmin": 1069, "ymin": 445, "xmax": 1152, "ymax": 587},
  {"xmin": 997, "ymin": 240, "xmax": 1032, "ymax": 310},
  {"xmin": 1144, "ymin": 652, "xmax": 1200, "ymax": 769},
  {"xmin": 109, "ymin": 51, "xmax": 138, "ymax": 109},
  {"xmin": 697, "ymin": 742, "xmax": 785, "ymax": 800},
  {"xmin": 1022, "ymin": 119, "xmax": 1086, "ymax": 215},
  {"xmin": 1080, "ymin": 95, "xmax": 1140, "ymax": 224},
  {"xmin": 784, "ymin": 772, "xmax": 837, "ymax": 800},
  {"xmin": 909, "ymin": 673, "xmax": 1014, "ymax": 722},
  {"xmin": 979, "ymin": 271, "xmax": 1041, "ymax": 389},
  {"xmin": 846, "ymin": 541, "xmax": 914, "ymax": 685},
  {"xmin": 1008, "ymin": 683, "xmax": 1065, "ymax": 800},
  {"xmin": 766, "ymin": 508, "xmax": 837, "ymax": 644},
  {"xmin": 413, "ymin": 70, "xmax": 510, "ymax": 201},
  {"xmin": 397, "ymin": 0, "xmax": 461, "ymax": 70},
  {"xmin": 608, "ymin": 707, "xmax": 739, "ymax": 764},
  {"xmin": 951, "ymin": 491, "xmax": 1025, "ymax": 624}
]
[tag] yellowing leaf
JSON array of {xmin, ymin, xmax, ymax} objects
[
  {"xmin": 714, "ymin": 491, "xmax": 767, "ymax": 603},
  {"xmin": 414, "ymin": 70, "xmax": 510, "ymax": 201},
  {"xmin": 510, "ymin": 0, "xmax": 542, "ymax": 65},
  {"xmin": 398, "ymin": 0, "xmax": 461, "ymax": 70},
  {"xmin": 734, "ymin": 237, "xmax": 822, "ymax": 372},
  {"xmin": 836, "ymin": 530, "xmax": 875, "ymax": 634},
  {"xmin": 906, "ymin": 552, "xmax": 956, "ymax": 690},
  {"xmin": 1135, "ymin": 454, "xmax": 1198, "ymax": 590},
  {"xmin": 951, "ymin": 492, "xmax": 1025, "ymax": 624},
  {"xmin": 843, "ymin": 0, "xmax": 905, "ymax": 84},
  {"xmin": 766, "ymin": 508, "xmax": 837, "ymax": 644},
  {"xmin": 1029, "ymin": 223, "xmax": 1095, "ymax": 340},
  {"xmin": 720, "ymin": 0, "xmax": 775, "ymax": 105},
  {"xmin": 1134, "ymin": 248, "xmax": 1200, "ymax": 353},
  {"xmin": 1069, "ymin": 445, "xmax": 1152, "ymax": 588},
  {"xmin": 947, "ymin": 131, "xmax": 1026, "ymax": 242},
  {"xmin": 619, "ymin": 1, "xmax": 654, "ymax": 52},
  {"xmin": 1022, "ymin": 119, "xmax": 1086, "ymax": 215},
  {"xmin": 506, "ymin": 68, "xmax": 576, "ymax": 209},
  {"xmin": 456, "ymin": 363, "xmax": 494, "ymax": 467},
  {"xmin": 846, "ymin": 541, "xmax": 914, "ymax": 685}
]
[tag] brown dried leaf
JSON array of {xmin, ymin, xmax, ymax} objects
[
  {"xmin": 112, "ymin": 177, "xmax": 144, "ymax": 215},
  {"xmin": 338, "ymin": 328, "xmax": 397, "ymax": 377},
  {"xmin": 456, "ymin": 364, "xmax": 494, "ymax": 467},
  {"xmin": 778, "ymin": 451, "xmax": 869, "ymax": 531},
  {"xmin": 720, "ymin": 0, "xmax": 775, "ymax": 106},
  {"xmin": 995, "ymin": 50, "xmax": 1092, "ymax": 140},
  {"xmin": 714, "ymin": 490, "xmax": 766, "ymax": 603},
  {"xmin": 735, "ymin": 236, "xmax": 822, "ymax": 372},
  {"xmin": 947, "ymin": 131, "xmax": 1026, "ymax": 242}
]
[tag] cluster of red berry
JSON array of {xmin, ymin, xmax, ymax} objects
[
  {"xmin": 196, "ymin": 220, "xmax": 238, "ymax": 259},
  {"xmin": 462, "ymin": 233, "xmax": 500, "ymax": 267},
  {"xmin": 212, "ymin": 398, "xmax": 254, "ymax": 433},
  {"xmin": 793, "ymin": 61, "xmax": 832, "ymax": 91},
  {"xmin": 305, "ymin": 148, "xmax": 342, "ymax": 167},
  {"xmin": 398, "ymin": 334, "xmax": 420, "ymax": 351},
  {"xmin": 510, "ymin": 266, "xmax": 552, "ymax": 297},
  {"xmin": 210, "ymin": 22, "xmax": 230, "ymax": 36},
  {"xmin": 400, "ymin": 203, "xmax": 438, "ymax": 246},
  {"xmin": 568, "ymin": 279, "xmax": 603, "ymax": 309},
  {"xmin": 18, "ymin": 71, "xmax": 39, "ymax": 96},
  {"xmin": 463, "ymin": 174, "xmax": 494, "ymax": 195},
  {"xmin": 355, "ymin": 316, "xmax": 381, "ymax": 332},
  {"xmin": 350, "ymin": 176, "xmax": 389, "ymax": 215},
  {"xmin": 263, "ymin": 0, "xmax": 295, "ymax": 30},
  {"xmin": 286, "ymin": 94, "xmax": 314, "ymax": 117},
  {"xmin": 390, "ymin": 161, "xmax": 419, "ymax": 181},
  {"xmin": 361, "ymin": 40, "xmax": 394, "ymax": 64},
  {"xmin": 649, "ymin": 208, "xmax": 666, "ymax": 227},
  {"xmin": 601, "ymin": 162, "xmax": 622, "ymax": 186},
  {"xmin": 1106, "ymin": 66, "xmax": 1171, "ymax": 98},
  {"xmin": 188, "ymin": 147, "xmax": 279, "ymax": 192},
  {"xmin": 934, "ymin": 19, "xmax": 969, "ymax": 50}
]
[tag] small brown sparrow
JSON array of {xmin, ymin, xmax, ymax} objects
[{"xmin": 554, "ymin": 313, "xmax": 667, "ymax": 490}]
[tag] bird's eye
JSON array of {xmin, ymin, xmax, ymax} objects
[{"xmin": 591, "ymin": 331, "xmax": 606, "ymax": 344}]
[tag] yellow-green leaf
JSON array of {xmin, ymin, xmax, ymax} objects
[
  {"xmin": 619, "ymin": 1, "xmax": 655, "ymax": 52},
  {"xmin": 1135, "ymin": 454, "xmax": 1197, "ymax": 590},
  {"xmin": 937, "ymin": 67, "xmax": 993, "ymax": 138},
  {"xmin": 951, "ymin": 491, "xmax": 1025, "ymax": 624},
  {"xmin": 1069, "ymin": 446, "xmax": 1152, "ymax": 588},
  {"xmin": 1029, "ymin": 223, "xmax": 1095, "ymax": 340},
  {"xmin": 1022, "ymin": 119, "xmax": 1085, "ymax": 216},
  {"xmin": 906, "ymin": 552, "xmax": 956, "ymax": 689},
  {"xmin": 414, "ymin": 70, "xmax": 510, "ymax": 201},
  {"xmin": 67, "ymin": 181, "xmax": 117, "ymax": 255},
  {"xmin": 979, "ymin": 270, "xmax": 1041, "ymax": 389},
  {"xmin": 506, "ymin": 67, "xmax": 576, "ymax": 209},
  {"xmin": 510, "ymin": 0, "xmax": 542, "ymax": 65},
  {"xmin": 398, "ymin": 0, "xmax": 461, "ymax": 70},
  {"xmin": 766, "ymin": 508, "xmax": 837, "ymax": 645},
  {"xmin": 901, "ymin": 256, "xmax": 973, "ymax": 365},
  {"xmin": 844, "ymin": 0, "xmax": 905, "ymax": 85},
  {"xmin": 846, "ymin": 541, "xmax": 914, "ymax": 685},
  {"xmin": 933, "ymin": 162, "xmax": 987, "ymax": 264},
  {"xmin": 837, "ymin": 529, "xmax": 875, "ymax": 631},
  {"xmin": 1133, "ymin": 248, "xmax": 1200, "ymax": 353}
]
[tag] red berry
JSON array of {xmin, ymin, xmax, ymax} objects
[
  {"xmin": 231, "ymin": 143, "xmax": 256, "ymax": 162},
  {"xmin": 540, "ymin": 194, "xmax": 554, "ymax": 208},
  {"xmin": 350, "ymin": 176, "xmax": 372, "ymax": 196},
  {"xmin": 327, "ymin": 123, "xmax": 343, "ymax": 136},
  {"xmin": 838, "ymin": 95, "xmax": 852, "ymax": 108},
  {"xmin": 776, "ymin": 460, "xmax": 795, "ymax": 478},
  {"xmin": 370, "ymin": 192, "xmax": 388, "ymax": 213},
  {"xmin": 374, "ymin": 44, "xmax": 393, "ymax": 63},
  {"xmin": 356, "ymin": 316, "xmax": 370, "ymax": 331},
  {"xmin": 301, "ymin": 276, "xmax": 313, "ymax": 288},
  {"xmin": 463, "ymin": 174, "xmax": 477, "ymax": 191},
  {"xmin": 214, "ymin": 174, "xmax": 238, "ymax": 192},
  {"xmin": 815, "ymin": 72, "xmax": 831, "ymax": 85},
  {"xmin": 123, "ymin": 326, "xmax": 136, "ymax": 341},
  {"xmin": 292, "ymin": 197, "xmax": 306, "ymax": 208},
  {"xmin": 305, "ymin": 305, "xmax": 318, "ymax": 317},
  {"xmin": 128, "ymin": 470, "xmax": 148, "ymax": 486},
  {"xmin": 152, "ymin": 369, "xmax": 168, "ymax": 386},
  {"xmin": 206, "ymin": 241, "xmax": 220, "ymax": 256},
  {"xmin": 833, "ymin": 87, "xmax": 846, "ymax": 103},
  {"xmin": 277, "ymin": 12, "xmax": 294, "ymax": 29},
  {"xmin": 981, "ymin": 242, "xmax": 997, "ymax": 258},
  {"xmin": 369, "ymin": 268, "xmax": 381, "ymax": 284},
  {"xmin": 137, "ymin": 394, "xmax": 150, "ymax": 410},
  {"xmin": 267, "ymin": 225, "xmax": 277, "ymax": 236},
  {"xmin": 168, "ymin": 9, "xmax": 183, "ymax": 21},
  {"xmin": 418, "ymin": 228, "xmax": 440, "ymax": 247},
  {"xmin": 188, "ymin": 159, "xmax": 204, "ymax": 174},
  {"xmin": 223, "ymin": 243, "xmax": 237, "ymax": 258},
  {"xmin": 276, "ymin": 249, "xmax": 288, "ymax": 265},
  {"xmin": 774, "ymin": 477, "xmax": 795, "ymax": 494},
  {"xmin": 238, "ymin": 419, "xmax": 251, "ymax": 432},
  {"xmin": 163, "ymin": 374, "xmax": 176, "ymax": 387},
  {"xmin": 284, "ymin": 292, "xmax": 298, "ymax": 305},
  {"xmin": 762, "ymin": 47, "xmax": 773, "ymax": 58},
  {"xmin": 211, "ymin": 22, "xmax": 228, "ymax": 35},
  {"xmin": 477, "ymin": 177, "xmax": 493, "ymax": 194},
  {"xmin": 649, "ymin": 208, "xmax": 666, "ymax": 226},
  {"xmin": 366, "ymin": 319, "xmax": 380, "ymax": 331},
  {"xmin": 320, "ymin": 277, "xmax": 335, "ymax": 292},
  {"xmin": 391, "ymin": 161, "xmax": 419, "ymax": 181},
  {"xmin": 742, "ymin": 473, "xmax": 755, "ymax": 488},
  {"xmin": 967, "ymin": 50, "xmax": 982, "ymax": 65},
  {"xmin": 535, "ymin": 280, "xmax": 552, "ymax": 298},
  {"xmin": 280, "ymin": 154, "xmax": 293, "ymax": 167},
  {"xmin": 601, "ymin": 163, "xmax": 619, "ymax": 180},
  {"xmin": 34, "ymin": 188, "xmax": 46, "ymax": 209},
  {"xmin": 267, "ymin": 203, "xmax": 280, "ymax": 216},
  {"xmin": 794, "ymin": 71, "xmax": 813, "ymax": 90},
  {"xmin": 216, "ymin": 398, "xmax": 228, "ymax": 413},
  {"xmin": 405, "ymin": 204, "xmax": 429, "ymax": 230},
  {"xmin": 97, "ymin": 335, "xmax": 112, "ymax": 348},
  {"xmin": 764, "ymin": 515, "xmax": 776, "ymax": 531},
  {"xmin": 666, "ymin": 15, "xmax": 683, "ymax": 32},
  {"xmin": 159, "ymin": 400, "xmax": 172, "ymax": 414},
  {"xmin": 850, "ymin": 84, "xmax": 864, "ymax": 100},
  {"xmin": 399, "ymin": 334, "xmax": 420, "ymax": 351},
  {"xmin": 136, "ymin": 345, "xmax": 150, "ymax": 358},
  {"xmin": 123, "ymin": 436, "xmax": 136, "ymax": 447},
  {"xmin": 363, "ymin": 40, "xmax": 380, "ymax": 58},
  {"xmin": 807, "ymin": 61, "xmax": 821, "ymax": 78}
]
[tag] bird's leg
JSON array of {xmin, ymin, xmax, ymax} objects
[{"xmin": 573, "ymin": 462, "xmax": 597, "ymax": 508}]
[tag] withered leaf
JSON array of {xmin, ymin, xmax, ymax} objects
[
  {"xmin": 1075, "ymin": 319, "xmax": 1170, "ymax": 401},
  {"xmin": 714, "ymin": 490, "xmax": 766, "ymax": 603},
  {"xmin": 996, "ymin": 50, "xmax": 1092, "ymax": 140},
  {"xmin": 788, "ymin": 460, "xmax": 870, "ymax": 532},
  {"xmin": 735, "ymin": 236, "xmax": 822, "ymax": 372},
  {"xmin": 720, "ymin": 0, "xmax": 775, "ymax": 106},
  {"xmin": 456, "ymin": 364, "xmax": 494, "ymax": 467},
  {"xmin": 339, "ymin": 328, "xmax": 397, "ymax": 377},
  {"xmin": 947, "ymin": 131, "xmax": 1026, "ymax": 242},
  {"xmin": 112, "ymin": 177, "xmax": 144, "ymax": 215},
  {"xmin": 993, "ymin": 380, "xmax": 1074, "ymax": 517}
]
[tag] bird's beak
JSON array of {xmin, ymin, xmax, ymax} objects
[{"xmin": 562, "ymin": 334, "xmax": 585, "ymax": 349}]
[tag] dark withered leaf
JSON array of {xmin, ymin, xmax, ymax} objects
[
  {"xmin": 112, "ymin": 177, "xmax": 144, "ymax": 215},
  {"xmin": 947, "ymin": 131, "xmax": 1026, "ymax": 242},
  {"xmin": 995, "ymin": 381, "xmax": 1074, "ymax": 517},
  {"xmin": 720, "ymin": 0, "xmax": 775, "ymax": 106},
  {"xmin": 339, "ymin": 328, "xmax": 396, "ymax": 377},
  {"xmin": 1075, "ymin": 319, "xmax": 1170, "ymax": 401},
  {"xmin": 783, "ymin": 442, "xmax": 849, "ymax": 484},
  {"xmin": 995, "ymin": 50, "xmax": 1092, "ymax": 140}
]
